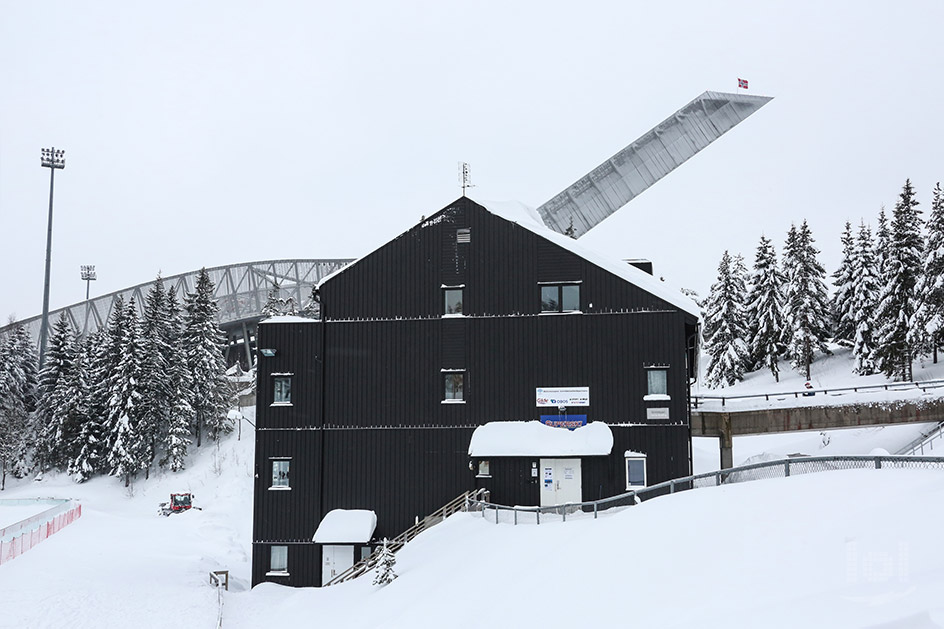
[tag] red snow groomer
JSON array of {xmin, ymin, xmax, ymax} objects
[{"xmin": 159, "ymin": 493, "xmax": 197, "ymax": 516}]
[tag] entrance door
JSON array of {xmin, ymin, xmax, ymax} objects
[
  {"xmin": 539, "ymin": 458, "xmax": 582, "ymax": 507},
  {"xmin": 322, "ymin": 545, "xmax": 354, "ymax": 585}
]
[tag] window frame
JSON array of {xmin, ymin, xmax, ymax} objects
[
  {"xmin": 442, "ymin": 370, "xmax": 466, "ymax": 403},
  {"xmin": 539, "ymin": 282, "xmax": 581, "ymax": 313},
  {"xmin": 443, "ymin": 285, "xmax": 464, "ymax": 316},
  {"xmin": 270, "ymin": 458, "xmax": 291, "ymax": 490},
  {"xmin": 625, "ymin": 455, "xmax": 648, "ymax": 490},
  {"xmin": 477, "ymin": 460, "xmax": 490, "ymax": 477},
  {"xmin": 267, "ymin": 545, "xmax": 289, "ymax": 576},
  {"xmin": 643, "ymin": 366, "xmax": 670, "ymax": 400},
  {"xmin": 272, "ymin": 374, "xmax": 293, "ymax": 406}
]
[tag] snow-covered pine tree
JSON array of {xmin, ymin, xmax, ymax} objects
[
  {"xmin": 184, "ymin": 268, "xmax": 233, "ymax": 446},
  {"xmin": 0, "ymin": 333, "xmax": 30, "ymax": 488},
  {"xmin": 831, "ymin": 221, "xmax": 856, "ymax": 344},
  {"xmin": 105, "ymin": 296, "xmax": 147, "ymax": 486},
  {"xmin": 912, "ymin": 182, "xmax": 944, "ymax": 362},
  {"xmin": 372, "ymin": 538, "xmax": 397, "ymax": 586},
  {"xmin": 702, "ymin": 251, "xmax": 750, "ymax": 388},
  {"xmin": 138, "ymin": 276, "xmax": 173, "ymax": 477},
  {"xmin": 262, "ymin": 281, "xmax": 298, "ymax": 318},
  {"xmin": 160, "ymin": 287, "xmax": 193, "ymax": 472},
  {"xmin": 71, "ymin": 333, "xmax": 107, "ymax": 482},
  {"xmin": 874, "ymin": 179, "xmax": 924, "ymax": 380},
  {"xmin": 875, "ymin": 206, "xmax": 890, "ymax": 280},
  {"xmin": 34, "ymin": 313, "xmax": 78, "ymax": 471},
  {"xmin": 746, "ymin": 235, "xmax": 786, "ymax": 381},
  {"xmin": 782, "ymin": 220, "xmax": 831, "ymax": 379},
  {"xmin": 8, "ymin": 323, "xmax": 38, "ymax": 415},
  {"xmin": 849, "ymin": 222, "xmax": 880, "ymax": 374}
]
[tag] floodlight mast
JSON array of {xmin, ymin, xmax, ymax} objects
[
  {"xmin": 80, "ymin": 264, "xmax": 96, "ymax": 338},
  {"xmin": 38, "ymin": 147, "xmax": 65, "ymax": 369}
]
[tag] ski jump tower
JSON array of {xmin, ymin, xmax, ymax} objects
[{"xmin": 536, "ymin": 90, "xmax": 772, "ymax": 238}]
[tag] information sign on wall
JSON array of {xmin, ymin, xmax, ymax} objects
[
  {"xmin": 536, "ymin": 387, "xmax": 590, "ymax": 407},
  {"xmin": 540, "ymin": 415, "xmax": 588, "ymax": 429},
  {"xmin": 646, "ymin": 407, "xmax": 670, "ymax": 420}
]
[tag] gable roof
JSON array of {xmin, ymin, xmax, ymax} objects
[
  {"xmin": 318, "ymin": 197, "xmax": 700, "ymax": 319},
  {"xmin": 478, "ymin": 198, "xmax": 700, "ymax": 318}
]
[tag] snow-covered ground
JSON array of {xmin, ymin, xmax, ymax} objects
[
  {"xmin": 0, "ymin": 503, "xmax": 53, "ymax": 531},
  {"xmin": 693, "ymin": 344, "xmax": 944, "ymax": 411},
  {"xmin": 2, "ymin": 376, "xmax": 943, "ymax": 627}
]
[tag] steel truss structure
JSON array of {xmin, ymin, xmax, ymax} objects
[{"xmin": 0, "ymin": 259, "xmax": 352, "ymax": 367}]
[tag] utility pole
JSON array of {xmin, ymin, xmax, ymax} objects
[{"xmin": 38, "ymin": 147, "xmax": 65, "ymax": 369}]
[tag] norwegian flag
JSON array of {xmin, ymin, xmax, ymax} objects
[{"xmin": 738, "ymin": 78, "xmax": 749, "ymax": 89}]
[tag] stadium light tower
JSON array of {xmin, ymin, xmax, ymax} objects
[
  {"xmin": 80, "ymin": 265, "xmax": 96, "ymax": 300},
  {"xmin": 38, "ymin": 147, "xmax": 65, "ymax": 369}
]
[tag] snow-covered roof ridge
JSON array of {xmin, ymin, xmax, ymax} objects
[
  {"xmin": 469, "ymin": 421, "xmax": 614, "ymax": 457},
  {"xmin": 313, "ymin": 509, "xmax": 378, "ymax": 544},
  {"xmin": 474, "ymin": 198, "xmax": 700, "ymax": 318}
]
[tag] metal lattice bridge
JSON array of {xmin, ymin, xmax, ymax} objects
[{"xmin": 0, "ymin": 259, "xmax": 352, "ymax": 367}]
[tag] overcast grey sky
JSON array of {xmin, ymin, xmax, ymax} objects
[{"xmin": 2, "ymin": 1, "xmax": 942, "ymax": 321}]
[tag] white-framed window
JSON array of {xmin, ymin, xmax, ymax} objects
[
  {"xmin": 273, "ymin": 375, "xmax": 292, "ymax": 405},
  {"xmin": 443, "ymin": 370, "xmax": 465, "ymax": 402},
  {"xmin": 540, "ymin": 283, "xmax": 580, "ymax": 313},
  {"xmin": 268, "ymin": 545, "xmax": 289, "ymax": 575},
  {"xmin": 270, "ymin": 458, "xmax": 291, "ymax": 489},
  {"xmin": 477, "ymin": 460, "xmax": 490, "ymax": 477},
  {"xmin": 644, "ymin": 367, "xmax": 669, "ymax": 400},
  {"xmin": 625, "ymin": 454, "xmax": 647, "ymax": 490},
  {"xmin": 443, "ymin": 287, "xmax": 464, "ymax": 315}
]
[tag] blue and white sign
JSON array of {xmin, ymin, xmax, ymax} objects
[
  {"xmin": 540, "ymin": 415, "xmax": 588, "ymax": 430},
  {"xmin": 536, "ymin": 387, "xmax": 590, "ymax": 407}
]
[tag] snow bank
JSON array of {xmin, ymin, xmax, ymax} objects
[
  {"xmin": 313, "ymin": 510, "xmax": 377, "ymax": 544},
  {"xmin": 260, "ymin": 315, "xmax": 317, "ymax": 324},
  {"xmin": 468, "ymin": 421, "xmax": 613, "ymax": 456}
]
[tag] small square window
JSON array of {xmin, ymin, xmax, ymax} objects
[
  {"xmin": 444, "ymin": 288, "xmax": 463, "ymax": 315},
  {"xmin": 444, "ymin": 372, "xmax": 464, "ymax": 401},
  {"xmin": 647, "ymin": 369, "xmax": 667, "ymax": 396},
  {"xmin": 540, "ymin": 284, "xmax": 580, "ymax": 313},
  {"xmin": 477, "ymin": 460, "xmax": 490, "ymax": 477},
  {"xmin": 270, "ymin": 545, "xmax": 288, "ymax": 573},
  {"xmin": 273, "ymin": 376, "xmax": 292, "ymax": 405},
  {"xmin": 271, "ymin": 459, "xmax": 290, "ymax": 488},
  {"xmin": 626, "ymin": 457, "xmax": 647, "ymax": 489}
]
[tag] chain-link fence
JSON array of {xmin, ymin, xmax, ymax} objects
[{"xmin": 469, "ymin": 455, "xmax": 944, "ymax": 525}]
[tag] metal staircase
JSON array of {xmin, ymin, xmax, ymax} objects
[{"xmin": 323, "ymin": 488, "xmax": 489, "ymax": 587}]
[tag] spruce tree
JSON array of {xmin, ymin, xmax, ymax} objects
[
  {"xmin": 850, "ymin": 222, "xmax": 880, "ymax": 375},
  {"xmin": 702, "ymin": 251, "xmax": 750, "ymax": 388},
  {"xmin": 746, "ymin": 235, "xmax": 785, "ymax": 382},
  {"xmin": 874, "ymin": 179, "xmax": 924, "ymax": 380},
  {"xmin": 160, "ymin": 288, "xmax": 193, "ymax": 471},
  {"xmin": 875, "ymin": 206, "xmax": 890, "ymax": 280},
  {"xmin": 372, "ymin": 538, "xmax": 398, "ymax": 586},
  {"xmin": 105, "ymin": 297, "xmax": 147, "ymax": 486},
  {"xmin": 184, "ymin": 268, "xmax": 233, "ymax": 446},
  {"xmin": 139, "ymin": 277, "xmax": 173, "ymax": 476},
  {"xmin": 782, "ymin": 221, "xmax": 831, "ymax": 379},
  {"xmin": 913, "ymin": 182, "xmax": 944, "ymax": 362},
  {"xmin": 34, "ymin": 313, "xmax": 77, "ymax": 471},
  {"xmin": 0, "ymin": 332, "xmax": 31, "ymax": 488},
  {"xmin": 71, "ymin": 334, "xmax": 106, "ymax": 482},
  {"xmin": 831, "ymin": 221, "xmax": 856, "ymax": 343}
]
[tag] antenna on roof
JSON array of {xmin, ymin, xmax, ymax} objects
[{"xmin": 458, "ymin": 162, "xmax": 474, "ymax": 196}]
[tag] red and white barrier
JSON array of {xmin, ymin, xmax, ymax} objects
[{"xmin": 0, "ymin": 502, "xmax": 81, "ymax": 566}]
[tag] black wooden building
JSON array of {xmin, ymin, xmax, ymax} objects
[{"xmin": 251, "ymin": 196, "xmax": 699, "ymax": 587}]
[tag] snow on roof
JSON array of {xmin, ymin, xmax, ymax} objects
[
  {"xmin": 312, "ymin": 509, "xmax": 377, "ymax": 544},
  {"xmin": 260, "ymin": 315, "xmax": 318, "ymax": 324},
  {"xmin": 468, "ymin": 421, "xmax": 613, "ymax": 457},
  {"xmin": 477, "ymin": 199, "xmax": 700, "ymax": 318}
]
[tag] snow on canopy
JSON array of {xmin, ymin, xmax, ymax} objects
[
  {"xmin": 479, "ymin": 199, "xmax": 699, "ymax": 318},
  {"xmin": 468, "ymin": 421, "xmax": 613, "ymax": 457},
  {"xmin": 313, "ymin": 509, "xmax": 378, "ymax": 544},
  {"xmin": 260, "ymin": 315, "xmax": 318, "ymax": 324}
]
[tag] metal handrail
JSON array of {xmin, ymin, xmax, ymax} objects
[
  {"xmin": 469, "ymin": 455, "xmax": 944, "ymax": 525},
  {"xmin": 691, "ymin": 378, "xmax": 944, "ymax": 408},
  {"xmin": 898, "ymin": 422, "xmax": 944, "ymax": 455},
  {"xmin": 323, "ymin": 488, "xmax": 489, "ymax": 586}
]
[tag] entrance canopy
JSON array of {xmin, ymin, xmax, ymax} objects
[
  {"xmin": 468, "ymin": 421, "xmax": 613, "ymax": 457},
  {"xmin": 313, "ymin": 509, "xmax": 377, "ymax": 544}
]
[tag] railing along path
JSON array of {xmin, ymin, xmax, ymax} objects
[
  {"xmin": 691, "ymin": 378, "xmax": 944, "ymax": 408},
  {"xmin": 469, "ymin": 455, "xmax": 944, "ymax": 526},
  {"xmin": 323, "ymin": 488, "xmax": 489, "ymax": 587}
]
